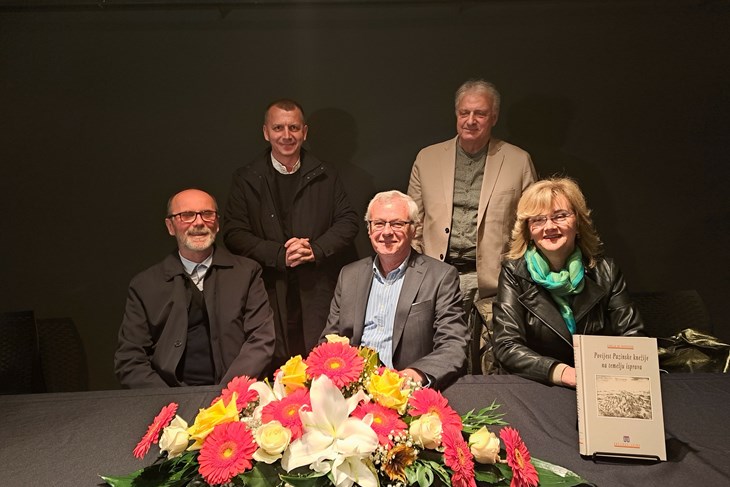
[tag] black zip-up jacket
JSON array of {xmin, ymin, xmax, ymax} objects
[{"xmin": 492, "ymin": 256, "xmax": 644, "ymax": 384}]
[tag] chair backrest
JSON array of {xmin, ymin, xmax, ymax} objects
[
  {"xmin": 36, "ymin": 317, "xmax": 89, "ymax": 392},
  {"xmin": 629, "ymin": 289, "xmax": 712, "ymax": 338},
  {"xmin": 0, "ymin": 310, "xmax": 38, "ymax": 394}
]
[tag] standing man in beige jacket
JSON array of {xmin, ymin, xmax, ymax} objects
[{"xmin": 407, "ymin": 79, "xmax": 536, "ymax": 372}]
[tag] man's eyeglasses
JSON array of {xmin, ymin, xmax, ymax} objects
[
  {"xmin": 368, "ymin": 220, "xmax": 413, "ymax": 231},
  {"xmin": 528, "ymin": 211, "xmax": 574, "ymax": 229},
  {"xmin": 167, "ymin": 210, "xmax": 219, "ymax": 224}
]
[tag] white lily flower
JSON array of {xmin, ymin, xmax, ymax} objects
[
  {"xmin": 250, "ymin": 371, "xmax": 288, "ymax": 420},
  {"xmin": 281, "ymin": 375, "xmax": 379, "ymax": 487}
]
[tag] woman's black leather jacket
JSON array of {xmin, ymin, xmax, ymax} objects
[{"xmin": 492, "ymin": 256, "xmax": 644, "ymax": 384}]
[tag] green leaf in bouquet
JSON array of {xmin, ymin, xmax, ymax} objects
[
  {"xmin": 460, "ymin": 403, "xmax": 507, "ymax": 434},
  {"xmin": 473, "ymin": 462, "xmax": 507, "ymax": 485},
  {"xmin": 100, "ymin": 452, "xmax": 199, "ymax": 487},
  {"xmin": 100, "ymin": 460, "xmax": 196, "ymax": 487},
  {"xmin": 359, "ymin": 346, "xmax": 381, "ymax": 375},
  {"xmin": 406, "ymin": 461, "xmax": 435, "ymax": 487},
  {"xmin": 418, "ymin": 459, "xmax": 452, "ymax": 487},
  {"xmin": 279, "ymin": 465, "xmax": 331, "ymax": 487},
  {"xmin": 234, "ymin": 462, "xmax": 286, "ymax": 487},
  {"xmin": 530, "ymin": 457, "xmax": 593, "ymax": 486}
]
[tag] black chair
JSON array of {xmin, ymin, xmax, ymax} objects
[
  {"xmin": 0, "ymin": 310, "xmax": 38, "ymax": 394},
  {"xmin": 630, "ymin": 289, "xmax": 712, "ymax": 338},
  {"xmin": 469, "ymin": 298, "xmax": 496, "ymax": 375},
  {"xmin": 36, "ymin": 317, "xmax": 89, "ymax": 392}
]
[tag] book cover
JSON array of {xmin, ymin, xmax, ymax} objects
[{"xmin": 573, "ymin": 335, "xmax": 667, "ymax": 461}]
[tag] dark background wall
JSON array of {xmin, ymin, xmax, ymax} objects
[{"xmin": 2, "ymin": 0, "xmax": 728, "ymax": 390}]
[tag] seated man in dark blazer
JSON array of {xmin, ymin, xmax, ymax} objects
[
  {"xmin": 320, "ymin": 190, "xmax": 467, "ymax": 390},
  {"xmin": 114, "ymin": 189, "xmax": 275, "ymax": 388}
]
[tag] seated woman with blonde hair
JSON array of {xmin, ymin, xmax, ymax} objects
[{"xmin": 492, "ymin": 177, "xmax": 643, "ymax": 387}]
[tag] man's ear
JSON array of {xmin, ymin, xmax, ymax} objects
[{"xmin": 165, "ymin": 218, "xmax": 175, "ymax": 236}]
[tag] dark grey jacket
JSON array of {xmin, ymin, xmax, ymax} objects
[
  {"xmin": 321, "ymin": 251, "xmax": 468, "ymax": 390},
  {"xmin": 493, "ymin": 256, "xmax": 644, "ymax": 384},
  {"xmin": 115, "ymin": 247, "xmax": 275, "ymax": 388}
]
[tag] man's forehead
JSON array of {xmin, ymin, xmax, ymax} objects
[
  {"xmin": 372, "ymin": 200, "xmax": 408, "ymax": 217},
  {"xmin": 171, "ymin": 191, "xmax": 215, "ymax": 210},
  {"xmin": 266, "ymin": 107, "xmax": 304, "ymax": 125},
  {"xmin": 457, "ymin": 92, "xmax": 494, "ymax": 110}
]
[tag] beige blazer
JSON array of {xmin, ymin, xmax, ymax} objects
[{"xmin": 407, "ymin": 136, "xmax": 536, "ymax": 298}]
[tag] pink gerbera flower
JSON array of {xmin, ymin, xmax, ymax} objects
[
  {"xmin": 442, "ymin": 427, "xmax": 477, "ymax": 487},
  {"xmin": 260, "ymin": 388, "xmax": 311, "ymax": 440},
  {"xmin": 133, "ymin": 402, "xmax": 178, "ymax": 459},
  {"xmin": 408, "ymin": 388, "xmax": 462, "ymax": 430},
  {"xmin": 352, "ymin": 402, "xmax": 407, "ymax": 446},
  {"xmin": 500, "ymin": 427, "xmax": 539, "ymax": 487},
  {"xmin": 305, "ymin": 341, "xmax": 364, "ymax": 388},
  {"xmin": 211, "ymin": 375, "xmax": 258, "ymax": 412},
  {"xmin": 198, "ymin": 421, "xmax": 257, "ymax": 485}
]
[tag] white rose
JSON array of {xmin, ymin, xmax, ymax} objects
[
  {"xmin": 159, "ymin": 416, "xmax": 189, "ymax": 459},
  {"xmin": 409, "ymin": 412, "xmax": 443, "ymax": 449},
  {"xmin": 253, "ymin": 420, "xmax": 292, "ymax": 463},
  {"xmin": 468, "ymin": 426, "xmax": 501, "ymax": 464}
]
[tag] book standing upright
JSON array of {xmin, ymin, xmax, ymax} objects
[{"xmin": 573, "ymin": 335, "xmax": 667, "ymax": 461}]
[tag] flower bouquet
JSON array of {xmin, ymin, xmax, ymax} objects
[{"xmin": 102, "ymin": 336, "xmax": 588, "ymax": 487}]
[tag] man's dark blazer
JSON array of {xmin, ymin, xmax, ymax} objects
[
  {"xmin": 321, "ymin": 251, "xmax": 468, "ymax": 389},
  {"xmin": 222, "ymin": 149, "xmax": 359, "ymax": 360},
  {"xmin": 114, "ymin": 246, "xmax": 275, "ymax": 388}
]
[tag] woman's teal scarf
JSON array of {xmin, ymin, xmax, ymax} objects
[{"xmin": 525, "ymin": 245, "xmax": 585, "ymax": 334}]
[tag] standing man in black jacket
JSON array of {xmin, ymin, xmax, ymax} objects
[{"xmin": 223, "ymin": 99, "xmax": 359, "ymax": 370}]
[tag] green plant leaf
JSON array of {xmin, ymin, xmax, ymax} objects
[
  {"xmin": 531, "ymin": 457, "xmax": 592, "ymax": 486},
  {"xmin": 409, "ymin": 462, "xmax": 435, "ymax": 487},
  {"xmin": 419, "ymin": 459, "xmax": 451, "ymax": 487},
  {"xmin": 460, "ymin": 403, "xmax": 508, "ymax": 434},
  {"xmin": 100, "ymin": 453, "xmax": 199, "ymax": 487},
  {"xmin": 473, "ymin": 463, "xmax": 507, "ymax": 485},
  {"xmin": 99, "ymin": 464, "xmax": 193, "ymax": 487},
  {"xmin": 236, "ymin": 462, "xmax": 286, "ymax": 487},
  {"xmin": 279, "ymin": 467, "xmax": 331, "ymax": 487}
]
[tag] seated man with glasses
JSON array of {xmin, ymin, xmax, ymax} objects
[
  {"xmin": 114, "ymin": 188, "xmax": 275, "ymax": 388},
  {"xmin": 320, "ymin": 190, "xmax": 468, "ymax": 390},
  {"xmin": 492, "ymin": 177, "xmax": 644, "ymax": 387}
]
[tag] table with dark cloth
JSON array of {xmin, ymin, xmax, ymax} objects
[
  {"xmin": 0, "ymin": 374, "xmax": 727, "ymax": 486},
  {"xmin": 444, "ymin": 374, "xmax": 730, "ymax": 486}
]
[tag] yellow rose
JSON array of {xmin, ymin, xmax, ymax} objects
[
  {"xmin": 409, "ymin": 412, "xmax": 442, "ymax": 449},
  {"xmin": 468, "ymin": 426, "xmax": 501, "ymax": 464},
  {"xmin": 280, "ymin": 355, "xmax": 308, "ymax": 393},
  {"xmin": 159, "ymin": 415, "xmax": 189, "ymax": 459},
  {"xmin": 187, "ymin": 394, "xmax": 240, "ymax": 450},
  {"xmin": 253, "ymin": 420, "xmax": 292, "ymax": 463},
  {"xmin": 367, "ymin": 369, "xmax": 410, "ymax": 413},
  {"xmin": 325, "ymin": 334, "xmax": 350, "ymax": 344}
]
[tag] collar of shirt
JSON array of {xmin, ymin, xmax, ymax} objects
[
  {"xmin": 456, "ymin": 139, "xmax": 489, "ymax": 161},
  {"xmin": 271, "ymin": 153, "xmax": 301, "ymax": 174},
  {"xmin": 372, "ymin": 250, "xmax": 411, "ymax": 283},
  {"xmin": 179, "ymin": 252, "xmax": 213, "ymax": 277}
]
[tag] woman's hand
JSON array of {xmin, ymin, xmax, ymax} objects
[{"xmin": 561, "ymin": 366, "xmax": 577, "ymax": 388}]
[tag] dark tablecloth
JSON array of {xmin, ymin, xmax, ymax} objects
[
  {"xmin": 443, "ymin": 374, "xmax": 730, "ymax": 486},
  {"xmin": 0, "ymin": 374, "xmax": 728, "ymax": 486}
]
